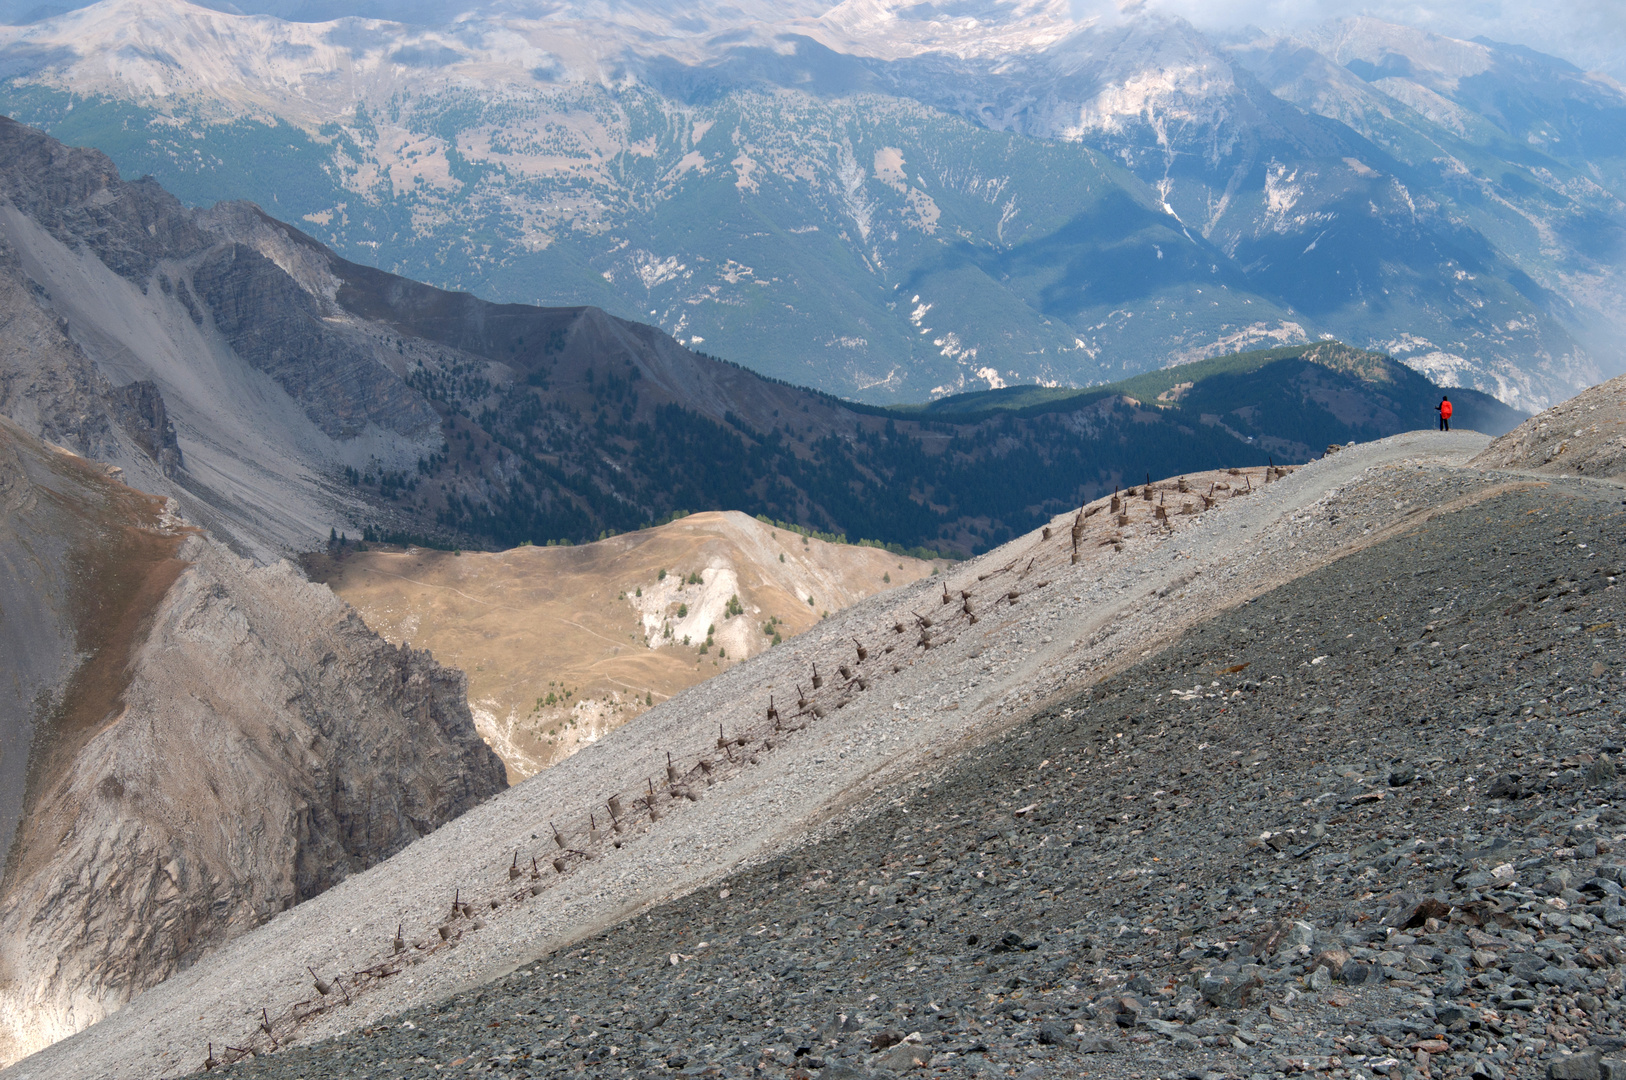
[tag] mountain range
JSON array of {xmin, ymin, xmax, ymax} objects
[
  {"xmin": 0, "ymin": 94, "xmax": 1535, "ymax": 1071},
  {"xmin": 0, "ymin": 1, "xmax": 1618, "ymax": 410},
  {"xmin": 1, "ymin": 5, "xmax": 1621, "ymax": 1074},
  {"xmin": 0, "ymin": 114, "xmax": 1517, "ymax": 560}
]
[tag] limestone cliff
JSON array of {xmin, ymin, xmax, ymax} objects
[{"xmin": 0, "ymin": 417, "xmax": 506, "ymax": 1066}]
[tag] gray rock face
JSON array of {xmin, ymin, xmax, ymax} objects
[
  {"xmin": 0, "ymin": 418, "xmax": 505, "ymax": 1066},
  {"xmin": 0, "ymin": 118, "xmax": 209, "ymax": 284},
  {"xmin": 190, "ymin": 242, "xmax": 437, "ymax": 440},
  {"xmin": 0, "ymin": 115, "xmax": 441, "ymax": 561},
  {"xmin": 108, "ymin": 380, "xmax": 182, "ymax": 476},
  {"xmin": 0, "ymin": 232, "xmax": 125, "ymax": 464}
]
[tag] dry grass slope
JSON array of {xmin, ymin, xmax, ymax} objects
[{"xmin": 307, "ymin": 511, "xmax": 940, "ymax": 779}]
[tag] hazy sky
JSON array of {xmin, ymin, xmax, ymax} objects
[
  {"xmin": 3, "ymin": 0, "xmax": 1621, "ymax": 79},
  {"xmin": 1081, "ymin": 0, "xmax": 1626, "ymax": 79}
]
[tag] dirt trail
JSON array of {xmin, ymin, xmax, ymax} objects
[{"xmin": 7, "ymin": 430, "xmax": 1500, "ymax": 1080}]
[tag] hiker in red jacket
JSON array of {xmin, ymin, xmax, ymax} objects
[{"xmin": 1436, "ymin": 396, "xmax": 1452, "ymax": 432}]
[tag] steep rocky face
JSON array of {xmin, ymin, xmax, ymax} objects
[
  {"xmin": 0, "ymin": 115, "xmax": 443, "ymax": 561},
  {"xmin": 0, "ymin": 114, "xmax": 209, "ymax": 283},
  {"xmin": 0, "ymin": 232, "xmax": 124, "ymax": 463},
  {"xmin": 106, "ymin": 380, "xmax": 181, "ymax": 476},
  {"xmin": 191, "ymin": 241, "xmax": 438, "ymax": 440},
  {"xmin": 0, "ymin": 417, "xmax": 506, "ymax": 1067}
]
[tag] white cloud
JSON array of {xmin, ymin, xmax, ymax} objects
[{"xmin": 1072, "ymin": 0, "xmax": 1626, "ymax": 79}]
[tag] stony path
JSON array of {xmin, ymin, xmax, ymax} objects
[
  {"xmin": 8, "ymin": 431, "xmax": 1524, "ymax": 1080},
  {"xmin": 213, "ymin": 479, "xmax": 1626, "ymax": 1080}
]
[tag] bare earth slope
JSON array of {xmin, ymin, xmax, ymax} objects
[
  {"xmin": 3, "ymin": 429, "xmax": 1513, "ymax": 1080},
  {"xmin": 0, "ymin": 414, "xmax": 183, "ymax": 883},
  {"xmin": 309, "ymin": 512, "xmax": 938, "ymax": 779},
  {"xmin": 0, "ymin": 418, "xmax": 507, "ymax": 1068},
  {"xmin": 1470, "ymin": 372, "xmax": 1626, "ymax": 481}
]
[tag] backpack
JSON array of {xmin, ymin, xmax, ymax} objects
[{"xmin": 1440, "ymin": 400, "xmax": 1452, "ymax": 419}]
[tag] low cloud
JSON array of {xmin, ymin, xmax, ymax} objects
[{"xmin": 1072, "ymin": 0, "xmax": 1626, "ymax": 79}]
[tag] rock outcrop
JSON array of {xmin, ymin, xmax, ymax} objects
[
  {"xmin": 1471, "ymin": 371, "xmax": 1626, "ymax": 479},
  {"xmin": 0, "ymin": 417, "xmax": 506, "ymax": 1067}
]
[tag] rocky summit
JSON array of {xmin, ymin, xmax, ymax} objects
[{"xmin": 212, "ymin": 456, "xmax": 1626, "ymax": 1080}]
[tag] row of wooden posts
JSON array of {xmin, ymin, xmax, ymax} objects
[{"xmin": 203, "ymin": 465, "xmax": 1294, "ymax": 1071}]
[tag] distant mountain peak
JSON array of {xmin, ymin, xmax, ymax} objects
[{"xmin": 1, "ymin": 2, "xmax": 1618, "ymax": 408}]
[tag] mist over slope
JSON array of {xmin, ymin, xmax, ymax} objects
[{"xmin": 0, "ymin": 1, "xmax": 1616, "ymax": 407}]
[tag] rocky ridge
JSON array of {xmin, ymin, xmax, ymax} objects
[
  {"xmin": 1, "ymin": 428, "xmax": 1536, "ymax": 1080},
  {"xmin": 0, "ymin": 116, "xmax": 1506, "ymax": 561},
  {"xmin": 0, "ymin": 115, "xmax": 436, "ymax": 561}
]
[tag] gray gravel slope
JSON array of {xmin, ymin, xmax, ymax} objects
[
  {"xmin": 210, "ymin": 473, "xmax": 1626, "ymax": 1080},
  {"xmin": 4, "ymin": 431, "xmax": 1502, "ymax": 1080}
]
